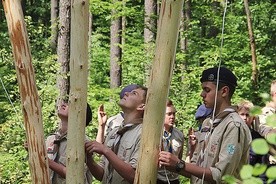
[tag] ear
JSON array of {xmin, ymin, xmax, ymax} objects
[
  {"xmin": 137, "ymin": 103, "xmax": 145, "ymax": 111},
  {"xmin": 221, "ymin": 86, "xmax": 229, "ymax": 98}
]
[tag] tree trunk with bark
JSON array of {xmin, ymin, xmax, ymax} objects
[
  {"xmin": 181, "ymin": 0, "xmax": 191, "ymax": 53},
  {"xmin": 110, "ymin": 0, "xmax": 122, "ymax": 88},
  {"xmin": 57, "ymin": 0, "xmax": 70, "ymax": 106},
  {"xmin": 180, "ymin": 0, "xmax": 191, "ymax": 81},
  {"xmin": 2, "ymin": 0, "xmax": 50, "ymax": 183},
  {"xmin": 144, "ymin": 0, "xmax": 157, "ymax": 86},
  {"xmin": 134, "ymin": 0, "xmax": 184, "ymax": 183},
  {"xmin": 50, "ymin": 0, "xmax": 59, "ymax": 53},
  {"xmin": 66, "ymin": 0, "xmax": 89, "ymax": 183},
  {"xmin": 244, "ymin": 0, "xmax": 258, "ymax": 87}
]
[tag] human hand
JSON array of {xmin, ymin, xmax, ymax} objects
[
  {"xmin": 189, "ymin": 134, "xmax": 197, "ymax": 147},
  {"xmin": 85, "ymin": 140, "xmax": 107, "ymax": 156},
  {"xmin": 98, "ymin": 104, "xmax": 107, "ymax": 127},
  {"xmin": 158, "ymin": 151, "xmax": 179, "ymax": 171}
]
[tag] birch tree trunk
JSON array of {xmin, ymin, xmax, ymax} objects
[
  {"xmin": 244, "ymin": 0, "xmax": 258, "ymax": 87},
  {"xmin": 110, "ymin": 0, "xmax": 122, "ymax": 88},
  {"xmin": 2, "ymin": 0, "xmax": 50, "ymax": 183},
  {"xmin": 134, "ymin": 0, "xmax": 184, "ymax": 183},
  {"xmin": 66, "ymin": 0, "xmax": 89, "ymax": 183},
  {"xmin": 57, "ymin": 0, "xmax": 70, "ymax": 106}
]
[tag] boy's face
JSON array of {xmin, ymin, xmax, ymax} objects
[
  {"xmin": 119, "ymin": 88, "xmax": 146, "ymax": 111},
  {"xmin": 57, "ymin": 103, "xmax": 69, "ymax": 118},
  {"xmin": 164, "ymin": 106, "xmax": 176, "ymax": 127},
  {"xmin": 200, "ymin": 81, "xmax": 218, "ymax": 109},
  {"xmin": 238, "ymin": 107, "xmax": 253, "ymax": 126}
]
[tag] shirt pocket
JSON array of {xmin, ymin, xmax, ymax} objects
[
  {"xmin": 106, "ymin": 135, "xmax": 116, "ymax": 149},
  {"xmin": 172, "ymin": 139, "xmax": 182, "ymax": 154},
  {"xmin": 117, "ymin": 141, "xmax": 133, "ymax": 162}
]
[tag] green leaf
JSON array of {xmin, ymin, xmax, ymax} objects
[
  {"xmin": 240, "ymin": 165, "xmax": 253, "ymax": 180},
  {"xmin": 266, "ymin": 133, "xmax": 276, "ymax": 145},
  {"xmin": 243, "ymin": 177, "xmax": 263, "ymax": 184},
  {"xmin": 266, "ymin": 166, "xmax": 276, "ymax": 179},
  {"xmin": 252, "ymin": 163, "xmax": 267, "ymax": 176},
  {"xmin": 266, "ymin": 114, "xmax": 276, "ymax": 127},
  {"xmin": 260, "ymin": 93, "xmax": 270, "ymax": 101},
  {"xmin": 222, "ymin": 175, "xmax": 238, "ymax": 184},
  {"xmin": 250, "ymin": 106, "xmax": 262, "ymax": 116},
  {"xmin": 251, "ymin": 139, "xmax": 269, "ymax": 155}
]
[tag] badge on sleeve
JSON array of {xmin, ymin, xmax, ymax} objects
[{"xmin": 227, "ymin": 144, "xmax": 235, "ymax": 155}]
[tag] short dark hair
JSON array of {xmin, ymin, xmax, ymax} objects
[
  {"xmin": 166, "ymin": 99, "xmax": 173, "ymax": 107},
  {"xmin": 137, "ymin": 85, "xmax": 148, "ymax": 103},
  {"xmin": 86, "ymin": 103, "xmax": 92, "ymax": 126},
  {"xmin": 217, "ymin": 82, "xmax": 236, "ymax": 98}
]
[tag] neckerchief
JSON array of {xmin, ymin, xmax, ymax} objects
[
  {"xmin": 162, "ymin": 127, "xmax": 173, "ymax": 153},
  {"xmin": 211, "ymin": 106, "xmax": 237, "ymax": 130}
]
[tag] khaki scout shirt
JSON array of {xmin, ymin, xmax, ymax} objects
[
  {"xmin": 100, "ymin": 123, "xmax": 142, "ymax": 184},
  {"xmin": 158, "ymin": 127, "xmax": 184, "ymax": 182},
  {"xmin": 191, "ymin": 112, "xmax": 252, "ymax": 184},
  {"xmin": 254, "ymin": 106, "xmax": 275, "ymax": 138},
  {"xmin": 45, "ymin": 131, "xmax": 93, "ymax": 184},
  {"xmin": 104, "ymin": 112, "xmax": 124, "ymax": 139}
]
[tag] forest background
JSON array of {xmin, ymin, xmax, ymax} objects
[{"xmin": 0, "ymin": 0, "xmax": 275, "ymax": 183}]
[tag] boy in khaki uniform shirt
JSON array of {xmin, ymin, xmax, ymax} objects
[
  {"xmin": 85, "ymin": 85, "xmax": 147, "ymax": 184},
  {"xmin": 159, "ymin": 67, "xmax": 252, "ymax": 183}
]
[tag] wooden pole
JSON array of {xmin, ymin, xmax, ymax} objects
[
  {"xmin": 2, "ymin": 0, "xmax": 50, "ymax": 183},
  {"xmin": 66, "ymin": 0, "xmax": 89, "ymax": 183},
  {"xmin": 134, "ymin": 0, "xmax": 184, "ymax": 183}
]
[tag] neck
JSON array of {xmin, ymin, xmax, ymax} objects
[
  {"xmin": 164, "ymin": 125, "xmax": 172, "ymax": 132},
  {"xmin": 123, "ymin": 112, "xmax": 143, "ymax": 125},
  {"xmin": 214, "ymin": 101, "xmax": 231, "ymax": 116},
  {"xmin": 59, "ymin": 118, "xmax": 68, "ymax": 134}
]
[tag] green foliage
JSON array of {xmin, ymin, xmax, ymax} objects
[
  {"xmin": 266, "ymin": 166, "xmax": 276, "ymax": 180},
  {"xmin": 267, "ymin": 133, "xmax": 276, "ymax": 145},
  {"xmin": 224, "ymin": 114, "xmax": 276, "ymax": 184},
  {"xmin": 267, "ymin": 114, "xmax": 276, "ymax": 127},
  {"xmin": 251, "ymin": 138, "xmax": 270, "ymax": 155},
  {"xmin": 240, "ymin": 165, "xmax": 254, "ymax": 180},
  {"xmin": 252, "ymin": 164, "xmax": 267, "ymax": 177}
]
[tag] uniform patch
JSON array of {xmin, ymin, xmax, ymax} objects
[
  {"xmin": 211, "ymin": 144, "xmax": 217, "ymax": 153},
  {"xmin": 227, "ymin": 144, "xmax": 235, "ymax": 155}
]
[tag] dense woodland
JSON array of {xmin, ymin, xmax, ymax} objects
[{"xmin": 0, "ymin": 0, "xmax": 275, "ymax": 183}]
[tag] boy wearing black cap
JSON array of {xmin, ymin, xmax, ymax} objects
[{"xmin": 159, "ymin": 67, "xmax": 252, "ymax": 183}]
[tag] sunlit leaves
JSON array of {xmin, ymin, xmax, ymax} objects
[
  {"xmin": 251, "ymin": 139, "xmax": 269, "ymax": 155},
  {"xmin": 250, "ymin": 106, "xmax": 262, "ymax": 116},
  {"xmin": 266, "ymin": 114, "xmax": 276, "ymax": 127},
  {"xmin": 266, "ymin": 166, "xmax": 276, "ymax": 179},
  {"xmin": 266, "ymin": 133, "xmax": 276, "ymax": 145},
  {"xmin": 252, "ymin": 163, "xmax": 267, "ymax": 176},
  {"xmin": 222, "ymin": 175, "xmax": 239, "ymax": 184},
  {"xmin": 243, "ymin": 177, "xmax": 263, "ymax": 184},
  {"xmin": 240, "ymin": 165, "xmax": 253, "ymax": 180}
]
